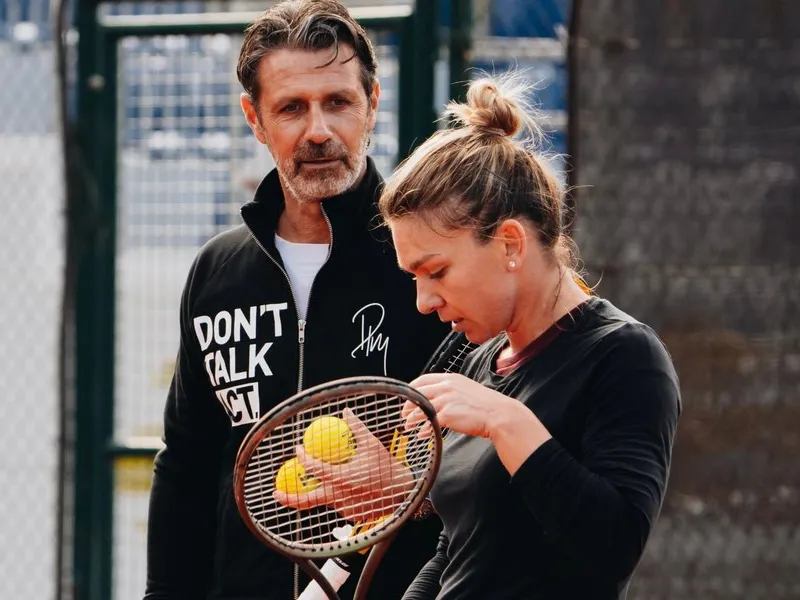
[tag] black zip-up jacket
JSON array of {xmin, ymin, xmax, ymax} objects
[{"xmin": 144, "ymin": 158, "xmax": 450, "ymax": 600}]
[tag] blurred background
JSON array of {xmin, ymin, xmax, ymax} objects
[{"xmin": 1, "ymin": 0, "xmax": 798, "ymax": 599}]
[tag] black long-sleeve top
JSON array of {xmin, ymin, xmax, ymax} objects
[{"xmin": 403, "ymin": 297, "xmax": 681, "ymax": 600}]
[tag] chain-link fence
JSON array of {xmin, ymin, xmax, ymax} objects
[
  {"xmin": 570, "ymin": 1, "xmax": 800, "ymax": 597},
  {"xmin": 0, "ymin": 2, "xmax": 63, "ymax": 598}
]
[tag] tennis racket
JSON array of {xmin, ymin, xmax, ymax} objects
[
  {"xmin": 421, "ymin": 330, "xmax": 477, "ymax": 376},
  {"xmin": 233, "ymin": 376, "xmax": 443, "ymax": 600},
  {"xmin": 420, "ymin": 330, "xmax": 479, "ymax": 441}
]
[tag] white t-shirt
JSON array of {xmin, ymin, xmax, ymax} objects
[{"xmin": 274, "ymin": 234, "xmax": 330, "ymax": 320}]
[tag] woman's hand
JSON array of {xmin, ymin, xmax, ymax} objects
[
  {"xmin": 273, "ymin": 408, "xmax": 414, "ymax": 523},
  {"xmin": 403, "ymin": 373, "xmax": 552, "ymax": 475},
  {"xmin": 402, "ymin": 373, "xmax": 519, "ymax": 438}
]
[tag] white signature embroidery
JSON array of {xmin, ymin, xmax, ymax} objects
[{"xmin": 350, "ymin": 302, "xmax": 390, "ymax": 375}]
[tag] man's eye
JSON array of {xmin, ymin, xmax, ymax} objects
[
  {"xmin": 330, "ymin": 97, "xmax": 350, "ymax": 108},
  {"xmin": 429, "ymin": 269, "xmax": 447, "ymax": 280},
  {"xmin": 282, "ymin": 103, "xmax": 301, "ymax": 113}
]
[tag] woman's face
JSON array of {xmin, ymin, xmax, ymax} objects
[{"xmin": 390, "ymin": 215, "xmax": 521, "ymax": 344}]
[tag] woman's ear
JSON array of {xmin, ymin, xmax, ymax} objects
[{"xmin": 495, "ymin": 219, "xmax": 528, "ymax": 269}]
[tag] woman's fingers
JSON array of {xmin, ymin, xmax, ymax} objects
[
  {"xmin": 417, "ymin": 421, "xmax": 433, "ymax": 439},
  {"xmin": 273, "ymin": 483, "xmax": 330, "ymax": 510},
  {"xmin": 342, "ymin": 407, "xmax": 377, "ymax": 449},
  {"xmin": 401, "ymin": 400, "xmax": 417, "ymax": 419},
  {"xmin": 404, "ymin": 374, "xmax": 468, "ymax": 431},
  {"xmin": 403, "ymin": 407, "xmax": 423, "ymax": 431},
  {"xmin": 295, "ymin": 444, "xmax": 338, "ymax": 480},
  {"xmin": 403, "ymin": 399, "xmax": 449, "ymax": 434},
  {"xmin": 408, "ymin": 372, "xmax": 447, "ymax": 388}
]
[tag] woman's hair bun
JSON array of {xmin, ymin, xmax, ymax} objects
[{"xmin": 444, "ymin": 71, "xmax": 544, "ymax": 141}]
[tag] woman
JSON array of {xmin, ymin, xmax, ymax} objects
[{"xmin": 380, "ymin": 74, "xmax": 682, "ymax": 599}]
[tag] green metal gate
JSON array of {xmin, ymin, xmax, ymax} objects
[{"xmin": 70, "ymin": 2, "xmax": 471, "ymax": 599}]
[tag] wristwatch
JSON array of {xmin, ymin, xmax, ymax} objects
[{"xmin": 412, "ymin": 496, "xmax": 436, "ymax": 520}]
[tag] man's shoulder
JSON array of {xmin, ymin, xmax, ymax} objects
[
  {"xmin": 183, "ymin": 224, "xmax": 256, "ymax": 291},
  {"xmin": 199, "ymin": 223, "xmax": 252, "ymax": 255},
  {"xmin": 193, "ymin": 224, "xmax": 254, "ymax": 267}
]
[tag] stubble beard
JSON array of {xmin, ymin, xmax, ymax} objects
[{"xmin": 274, "ymin": 127, "xmax": 371, "ymax": 204}]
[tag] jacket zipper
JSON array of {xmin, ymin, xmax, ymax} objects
[
  {"xmin": 241, "ymin": 209, "xmax": 332, "ymax": 393},
  {"xmin": 242, "ymin": 209, "xmax": 334, "ymax": 600},
  {"xmin": 296, "ymin": 210, "xmax": 333, "ymax": 391}
]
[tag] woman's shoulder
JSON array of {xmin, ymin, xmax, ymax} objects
[{"xmin": 582, "ymin": 297, "xmax": 678, "ymax": 378}]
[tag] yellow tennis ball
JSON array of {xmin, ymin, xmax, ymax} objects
[
  {"xmin": 275, "ymin": 458, "xmax": 320, "ymax": 494},
  {"xmin": 303, "ymin": 416, "xmax": 356, "ymax": 464}
]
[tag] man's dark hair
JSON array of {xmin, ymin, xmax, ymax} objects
[{"xmin": 237, "ymin": 0, "xmax": 378, "ymax": 106}]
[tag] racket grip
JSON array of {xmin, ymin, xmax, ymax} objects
[{"xmin": 298, "ymin": 558, "xmax": 351, "ymax": 600}]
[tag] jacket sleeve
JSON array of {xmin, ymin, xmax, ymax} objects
[
  {"xmin": 400, "ymin": 532, "xmax": 449, "ymax": 600},
  {"xmin": 144, "ymin": 261, "xmax": 229, "ymax": 599},
  {"xmin": 510, "ymin": 324, "xmax": 681, "ymax": 581}
]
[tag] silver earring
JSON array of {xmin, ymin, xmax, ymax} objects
[{"xmin": 509, "ymin": 261, "xmax": 516, "ymax": 269}]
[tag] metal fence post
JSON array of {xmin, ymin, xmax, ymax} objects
[
  {"xmin": 73, "ymin": 2, "xmax": 117, "ymax": 599},
  {"xmin": 449, "ymin": 0, "xmax": 473, "ymax": 105},
  {"xmin": 398, "ymin": 0, "xmax": 440, "ymax": 158}
]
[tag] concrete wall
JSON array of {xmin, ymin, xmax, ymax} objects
[{"xmin": 571, "ymin": 1, "xmax": 800, "ymax": 597}]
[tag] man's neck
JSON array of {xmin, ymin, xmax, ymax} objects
[
  {"xmin": 277, "ymin": 198, "xmax": 331, "ymax": 244},
  {"xmin": 276, "ymin": 161, "xmax": 369, "ymax": 244}
]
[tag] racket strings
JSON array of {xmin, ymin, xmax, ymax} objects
[
  {"xmin": 440, "ymin": 341, "xmax": 473, "ymax": 373},
  {"xmin": 241, "ymin": 390, "xmax": 436, "ymax": 553},
  {"xmin": 435, "ymin": 340, "xmax": 475, "ymax": 439}
]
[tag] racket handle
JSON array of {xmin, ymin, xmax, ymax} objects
[{"xmin": 298, "ymin": 558, "xmax": 351, "ymax": 600}]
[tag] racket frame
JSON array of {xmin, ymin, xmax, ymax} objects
[{"xmin": 233, "ymin": 376, "xmax": 442, "ymax": 560}]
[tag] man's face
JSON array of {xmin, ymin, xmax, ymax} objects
[{"xmin": 241, "ymin": 45, "xmax": 379, "ymax": 203}]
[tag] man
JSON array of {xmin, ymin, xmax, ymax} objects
[{"xmin": 143, "ymin": 1, "xmax": 450, "ymax": 599}]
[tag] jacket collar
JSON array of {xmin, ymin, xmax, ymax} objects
[{"xmin": 240, "ymin": 157, "xmax": 384, "ymax": 249}]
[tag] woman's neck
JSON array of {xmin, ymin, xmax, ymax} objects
[{"xmin": 503, "ymin": 268, "xmax": 589, "ymax": 356}]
